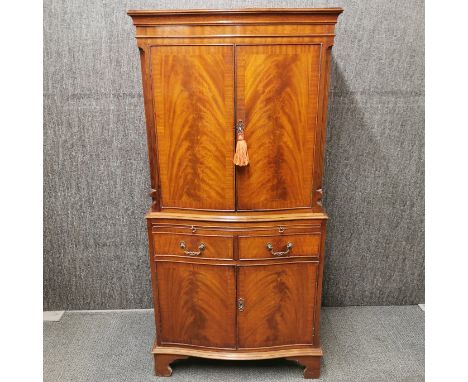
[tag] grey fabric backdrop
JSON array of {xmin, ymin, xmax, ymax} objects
[{"xmin": 43, "ymin": 0, "xmax": 424, "ymax": 310}]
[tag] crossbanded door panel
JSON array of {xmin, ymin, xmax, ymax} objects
[
  {"xmin": 237, "ymin": 263, "xmax": 318, "ymax": 348},
  {"xmin": 151, "ymin": 45, "xmax": 235, "ymax": 210},
  {"xmin": 235, "ymin": 44, "xmax": 322, "ymax": 210},
  {"xmin": 156, "ymin": 262, "xmax": 237, "ymax": 348}
]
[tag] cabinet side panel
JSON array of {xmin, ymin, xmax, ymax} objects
[
  {"xmin": 156, "ymin": 261, "xmax": 237, "ymax": 348},
  {"xmin": 151, "ymin": 45, "xmax": 235, "ymax": 210}
]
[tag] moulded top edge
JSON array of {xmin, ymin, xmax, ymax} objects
[
  {"xmin": 145, "ymin": 211, "xmax": 329, "ymax": 222},
  {"xmin": 127, "ymin": 8, "xmax": 344, "ymax": 17}
]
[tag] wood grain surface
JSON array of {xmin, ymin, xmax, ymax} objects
[
  {"xmin": 152, "ymin": 45, "xmax": 235, "ymax": 210},
  {"xmin": 236, "ymin": 44, "xmax": 321, "ymax": 210},
  {"xmin": 128, "ymin": 9, "xmax": 344, "ymax": 378},
  {"xmin": 153, "ymin": 232, "xmax": 233, "ymax": 259},
  {"xmin": 156, "ymin": 262, "xmax": 236, "ymax": 348},
  {"xmin": 153, "ymin": 345, "xmax": 323, "ymax": 359},
  {"xmin": 238, "ymin": 233, "xmax": 321, "ymax": 259},
  {"xmin": 146, "ymin": 209, "xmax": 328, "ymax": 222},
  {"xmin": 237, "ymin": 263, "xmax": 317, "ymax": 348}
]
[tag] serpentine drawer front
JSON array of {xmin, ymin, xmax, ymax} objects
[
  {"xmin": 238, "ymin": 233, "xmax": 322, "ymax": 260},
  {"xmin": 153, "ymin": 232, "xmax": 234, "ymax": 260},
  {"xmin": 129, "ymin": 7, "xmax": 343, "ymax": 379}
]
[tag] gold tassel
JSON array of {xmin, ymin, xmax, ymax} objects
[{"xmin": 233, "ymin": 133, "xmax": 249, "ymax": 166}]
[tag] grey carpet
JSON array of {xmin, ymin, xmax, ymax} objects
[{"xmin": 43, "ymin": 306, "xmax": 424, "ymax": 382}]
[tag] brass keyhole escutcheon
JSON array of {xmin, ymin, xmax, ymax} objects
[{"xmin": 238, "ymin": 298, "xmax": 245, "ymax": 312}]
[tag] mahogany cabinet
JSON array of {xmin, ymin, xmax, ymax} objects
[{"xmin": 128, "ymin": 8, "xmax": 342, "ymax": 379}]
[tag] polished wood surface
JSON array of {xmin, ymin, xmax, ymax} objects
[
  {"xmin": 153, "ymin": 344, "xmax": 323, "ymax": 359},
  {"xmin": 128, "ymin": 8, "xmax": 343, "ymax": 15},
  {"xmin": 153, "ymin": 232, "xmax": 234, "ymax": 259},
  {"xmin": 129, "ymin": 8, "xmax": 342, "ymax": 379},
  {"xmin": 238, "ymin": 263, "xmax": 317, "ymax": 348},
  {"xmin": 236, "ymin": 44, "xmax": 321, "ymax": 210},
  {"xmin": 156, "ymin": 262, "xmax": 237, "ymax": 348},
  {"xmin": 151, "ymin": 221, "xmax": 322, "ymax": 234},
  {"xmin": 132, "ymin": 8, "xmax": 340, "ymax": 214},
  {"xmin": 238, "ymin": 233, "xmax": 321, "ymax": 259},
  {"xmin": 153, "ymin": 349, "xmax": 322, "ymax": 379},
  {"xmin": 154, "ymin": 354, "xmax": 188, "ymax": 377},
  {"xmin": 128, "ymin": 8, "xmax": 343, "ymax": 30},
  {"xmin": 152, "ymin": 45, "xmax": 235, "ymax": 210},
  {"xmin": 287, "ymin": 356, "xmax": 322, "ymax": 379},
  {"xmin": 146, "ymin": 209, "xmax": 328, "ymax": 222}
]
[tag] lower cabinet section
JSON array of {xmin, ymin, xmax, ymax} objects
[
  {"xmin": 148, "ymin": 216, "xmax": 326, "ymax": 378},
  {"xmin": 156, "ymin": 261, "xmax": 318, "ymax": 350}
]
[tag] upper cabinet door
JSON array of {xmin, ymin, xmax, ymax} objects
[
  {"xmin": 152, "ymin": 45, "xmax": 235, "ymax": 210},
  {"xmin": 235, "ymin": 44, "xmax": 322, "ymax": 210}
]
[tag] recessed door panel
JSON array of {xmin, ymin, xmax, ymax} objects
[
  {"xmin": 237, "ymin": 263, "xmax": 317, "ymax": 348},
  {"xmin": 152, "ymin": 45, "xmax": 235, "ymax": 210},
  {"xmin": 156, "ymin": 262, "xmax": 237, "ymax": 348},
  {"xmin": 235, "ymin": 44, "xmax": 322, "ymax": 210}
]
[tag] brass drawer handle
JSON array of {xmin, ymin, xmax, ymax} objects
[
  {"xmin": 179, "ymin": 241, "xmax": 206, "ymax": 256},
  {"xmin": 266, "ymin": 242, "xmax": 293, "ymax": 257}
]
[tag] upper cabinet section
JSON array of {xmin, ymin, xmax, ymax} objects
[{"xmin": 129, "ymin": 9, "xmax": 342, "ymax": 213}]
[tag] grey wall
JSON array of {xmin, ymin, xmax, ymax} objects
[{"xmin": 44, "ymin": 0, "xmax": 424, "ymax": 310}]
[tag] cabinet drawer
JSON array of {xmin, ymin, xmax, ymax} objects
[
  {"xmin": 238, "ymin": 233, "xmax": 321, "ymax": 260},
  {"xmin": 153, "ymin": 232, "xmax": 233, "ymax": 260}
]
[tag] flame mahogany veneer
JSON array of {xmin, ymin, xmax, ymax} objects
[{"xmin": 128, "ymin": 8, "xmax": 343, "ymax": 379}]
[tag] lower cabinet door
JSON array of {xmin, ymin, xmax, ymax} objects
[
  {"xmin": 156, "ymin": 262, "xmax": 237, "ymax": 348},
  {"xmin": 237, "ymin": 263, "xmax": 318, "ymax": 348}
]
